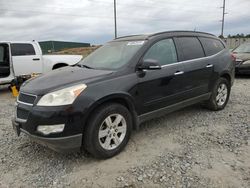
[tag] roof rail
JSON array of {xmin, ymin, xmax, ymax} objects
[
  {"xmin": 114, "ymin": 30, "xmax": 216, "ymax": 41},
  {"xmin": 149, "ymin": 30, "xmax": 216, "ymax": 37},
  {"xmin": 115, "ymin": 34, "xmax": 147, "ymax": 40}
]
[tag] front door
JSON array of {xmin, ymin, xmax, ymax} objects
[
  {"xmin": 11, "ymin": 43, "xmax": 43, "ymax": 76},
  {"xmin": 136, "ymin": 38, "xmax": 186, "ymax": 115}
]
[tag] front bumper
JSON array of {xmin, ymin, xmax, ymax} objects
[
  {"xmin": 12, "ymin": 118, "xmax": 83, "ymax": 153},
  {"xmin": 235, "ymin": 63, "xmax": 250, "ymax": 74},
  {"xmin": 235, "ymin": 67, "xmax": 250, "ymax": 74},
  {"xmin": 13, "ymin": 98, "xmax": 87, "ymax": 153}
]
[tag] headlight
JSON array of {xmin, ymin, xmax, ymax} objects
[
  {"xmin": 37, "ymin": 124, "xmax": 65, "ymax": 135},
  {"xmin": 37, "ymin": 84, "xmax": 87, "ymax": 106}
]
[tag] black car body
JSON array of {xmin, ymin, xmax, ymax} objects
[
  {"xmin": 232, "ymin": 42, "xmax": 250, "ymax": 74},
  {"xmin": 13, "ymin": 31, "xmax": 235, "ymax": 158}
]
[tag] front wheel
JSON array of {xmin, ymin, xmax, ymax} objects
[
  {"xmin": 204, "ymin": 77, "xmax": 231, "ymax": 111},
  {"xmin": 83, "ymin": 103, "xmax": 132, "ymax": 159}
]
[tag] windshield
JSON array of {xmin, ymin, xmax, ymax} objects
[
  {"xmin": 234, "ymin": 43, "xmax": 250, "ymax": 53},
  {"xmin": 77, "ymin": 41, "xmax": 145, "ymax": 70}
]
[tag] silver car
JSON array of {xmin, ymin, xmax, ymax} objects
[{"xmin": 232, "ymin": 42, "xmax": 250, "ymax": 74}]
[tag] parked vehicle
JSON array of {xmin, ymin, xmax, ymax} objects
[
  {"xmin": 0, "ymin": 41, "xmax": 82, "ymax": 85},
  {"xmin": 232, "ymin": 42, "xmax": 250, "ymax": 74},
  {"xmin": 12, "ymin": 31, "xmax": 235, "ymax": 158}
]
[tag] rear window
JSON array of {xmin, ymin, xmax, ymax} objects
[
  {"xmin": 175, "ymin": 37, "xmax": 205, "ymax": 61},
  {"xmin": 199, "ymin": 37, "xmax": 225, "ymax": 56},
  {"xmin": 11, "ymin": 43, "xmax": 35, "ymax": 56}
]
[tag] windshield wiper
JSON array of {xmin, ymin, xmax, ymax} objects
[{"xmin": 76, "ymin": 64, "xmax": 94, "ymax": 69}]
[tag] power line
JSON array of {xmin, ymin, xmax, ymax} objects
[
  {"xmin": 2, "ymin": 2, "xmax": 222, "ymax": 20},
  {"xmin": 0, "ymin": 8, "xmax": 112, "ymax": 19},
  {"xmin": 2, "ymin": 1, "xmax": 222, "ymax": 14},
  {"xmin": 0, "ymin": 1, "xmax": 225, "ymax": 38},
  {"xmin": 2, "ymin": 8, "xmax": 216, "ymax": 23}
]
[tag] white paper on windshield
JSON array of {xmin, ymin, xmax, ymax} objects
[{"xmin": 127, "ymin": 41, "xmax": 145, "ymax": 46}]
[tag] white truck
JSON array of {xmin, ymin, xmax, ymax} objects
[{"xmin": 0, "ymin": 41, "xmax": 83, "ymax": 85}]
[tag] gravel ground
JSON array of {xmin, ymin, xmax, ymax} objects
[{"xmin": 0, "ymin": 77, "xmax": 249, "ymax": 188}]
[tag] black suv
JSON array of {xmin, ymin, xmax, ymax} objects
[{"xmin": 13, "ymin": 31, "xmax": 235, "ymax": 158}]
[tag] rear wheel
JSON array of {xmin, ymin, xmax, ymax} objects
[
  {"xmin": 204, "ymin": 77, "xmax": 230, "ymax": 111},
  {"xmin": 83, "ymin": 103, "xmax": 132, "ymax": 159}
]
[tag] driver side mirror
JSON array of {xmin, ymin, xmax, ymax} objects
[{"xmin": 138, "ymin": 59, "xmax": 161, "ymax": 70}]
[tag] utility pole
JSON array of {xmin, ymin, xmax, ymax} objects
[
  {"xmin": 221, "ymin": 0, "xmax": 226, "ymax": 37},
  {"xmin": 114, "ymin": 0, "xmax": 117, "ymax": 39}
]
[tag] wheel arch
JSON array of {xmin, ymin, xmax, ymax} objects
[
  {"xmin": 220, "ymin": 71, "xmax": 232, "ymax": 85},
  {"xmin": 52, "ymin": 63, "xmax": 69, "ymax": 70},
  {"xmin": 84, "ymin": 93, "xmax": 139, "ymax": 131}
]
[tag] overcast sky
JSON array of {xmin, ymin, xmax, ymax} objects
[{"xmin": 0, "ymin": 0, "xmax": 249, "ymax": 44}]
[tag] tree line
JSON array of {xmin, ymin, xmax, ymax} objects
[{"xmin": 219, "ymin": 34, "xmax": 250, "ymax": 38}]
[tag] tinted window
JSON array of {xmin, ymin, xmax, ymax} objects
[
  {"xmin": 143, "ymin": 39, "xmax": 177, "ymax": 66},
  {"xmin": 199, "ymin": 37, "xmax": 225, "ymax": 56},
  {"xmin": 0, "ymin": 46, "xmax": 4, "ymax": 62},
  {"xmin": 176, "ymin": 37, "xmax": 205, "ymax": 61},
  {"xmin": 11, "ymin": 43, "xmax": 35, "ymax": 56},
  {"xmin": 0, "ymin": 45, "xmax": 9, "ymax": 63}
]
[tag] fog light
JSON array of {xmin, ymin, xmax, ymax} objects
[{"xmin": 37, "ymin": 124, "xmax": 65, "ymax": 135}]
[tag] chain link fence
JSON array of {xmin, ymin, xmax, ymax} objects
[{"xmin": 222, "ymin": 38, "xmax": 250, "ymax": 49}]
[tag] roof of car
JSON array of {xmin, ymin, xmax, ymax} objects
[
  {"xmin": 0, "ymin": 41, "xmax": 37, "ymax": 44},
  {"xmin": 114, "ymin": 30, "xmax": 217, "ymax": 41}
]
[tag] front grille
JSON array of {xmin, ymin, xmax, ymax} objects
[
  {"xmin": 17, "ymin": 108, "xmax": 29, "ymax": 120},
  {"xmin": 235, "ymin": 60, "xmax": 242, "ymax": 66},
  {"xmin": 18, "ymin": 92, "xmax": 36, "ymax": 105}
]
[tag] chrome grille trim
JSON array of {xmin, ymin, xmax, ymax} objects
[
  {"xmin": 16, "ymin": 117, "xmax": 27, "ymax": 123},
  {"xmin": 17, "ymin": 92, "xmax": 37, "ymax": 106}
]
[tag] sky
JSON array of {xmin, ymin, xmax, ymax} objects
[{"xmin": 0, "ymin": 0, "xmax": 249, "ymax": 44}]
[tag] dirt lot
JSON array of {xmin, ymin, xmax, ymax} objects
[
  {"xmin": 55, "ymin": 46, "xmax": 100, "ymax": 58},
  {"xmin": 0, "ymin": 77, "xmax": 249, "ymax": 188}
]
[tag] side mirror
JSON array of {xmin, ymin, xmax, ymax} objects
[{"xmin": 138, "ymin": 59, "xmax": 161, "ymax": 70}]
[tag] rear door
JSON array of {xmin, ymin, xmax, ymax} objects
[
  {"xmin": 136, "ymin": 38, "xmax": 186, "ymax": 115},
  {"xmin": 174, "ymin": 37, "xmax": 214, "ymax": 98},
  {"xmin": 11, "ymin": 43, "xmax": 43, "ymax": 76}
]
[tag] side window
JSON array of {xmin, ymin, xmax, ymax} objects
[
  {"xmin": 143, "ymin": 39, "xmax": 177, "ymax": 66},
  {"xmin": 176, "ymin": 37, "xmax": 205, "ymax": 61},
  {"xmin": 11, "ymin": 43, "xmax": 35, "ymax": 56},
  {"xmin": 0, "ymin": 46, "xmax": 4, "ymax": 62},
  {"xmin": 199, "ymin": 37, "xmax": 225, "ymax": 56}
]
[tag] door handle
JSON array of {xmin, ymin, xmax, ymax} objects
[
  {"xmin": 174, "ymin": 71, "xmax": 184, "ymax": 75},
  {"xmin": 33, "ymin": 58, "xmax": 40, "ymax": 61},
  {"xmin": 206, "ymin": 64, "xmax": 213, "ymax": 68}
]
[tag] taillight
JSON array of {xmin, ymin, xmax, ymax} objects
[{"xmin": 231, "ymin": 53, "xmax": 236, "ymax": 62}]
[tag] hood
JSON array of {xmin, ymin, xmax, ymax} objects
[
  {"xmin": 20, "ymin": 66, "xmax": 113, "ymax": 95},
  {"xmin": 234, "ymin": 53, "xmax": 250, "ymax": 62}
]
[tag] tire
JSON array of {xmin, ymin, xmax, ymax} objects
[
  {"xmin": 83, "ymin": 103, "xmax": 132, "ymax": 159},
  {"xmin": 204, "ymin": 77, "xmax": 231, "ymax": 111}
]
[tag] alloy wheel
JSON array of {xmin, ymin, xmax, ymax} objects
[
  {"xmin": 216, "ymin": 83, "xmax": 228, "ymax": 106},
  {"xmin": 98, "ymin": 114, "xmax": 127, "ymax": 150}
]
